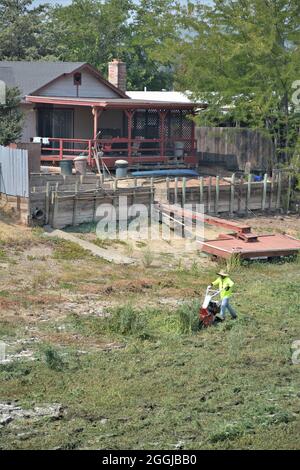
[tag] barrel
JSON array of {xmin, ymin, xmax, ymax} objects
[
  {"xmin": 174, "ymin": 141, "xmax": 185, "ymax": 158},
  {"xmin": 74, "ymin": 155, "xmax": 87, "ymax": 175},
  {"xmin": 115, "ymin": 159, "xmax": 128, "ymax": 178},
  {"xmin": 59, "ymin": 160, "xmax": 73, "ymax": 175}
]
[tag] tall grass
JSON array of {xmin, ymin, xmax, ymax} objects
[
  {"xmin": 175, "ymin": 300, "xmax": 200, "ymax": 334},
  {"xmin": 105, "ymin": 305, "xmax": 150, "ymax": 339},
  {"xmin": 142, "ymin": 248, "xmax": 155, "ymax": 268},
  {"xmin": 41, "ymin": 345, "xmax": 66, "ymax": 371}
]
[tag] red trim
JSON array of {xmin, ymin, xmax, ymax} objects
[
  {"xmin": 159, "ymin": 110, "xmax": 167, "ymax": 157},
  {"xmin": 29, "ymin": 63, "xmax": 128, "ymax": 99},
  {"xmin": 39, "ymin": 137, "xmax": 198, "ymax": 168},
  {"xmin": 25, "ymin": 95, "xmax": 198, "ymax": 110}
]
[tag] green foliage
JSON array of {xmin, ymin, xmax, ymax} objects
[
  {"xmin": 177, "ymin": 0, "xmax": 300, "ymax": 163},
  {"xmin": 0, "ymin": 0, "xmax": 179, "ymax": 90},
  {"xmin": 0, "ymin": 361, "xmax": 32, "ymax": 381},
  {"xmin": 52, "ymin": 240, "xmax": 91, "ymax": 260},
  {"xmin": 0, "ymin": 0, "xmax": 56, "ymax": 60},
  {"xmin": 175, "ymin": 300, "xmax": 200, "ymax": 334},
  {"xmin": 42, "ymin": 345, "xmax": 66, "ymax": 371},
  {"xmin": 0, "ymin": 87, "xmax": 23, "ymax": 145},
  {"xmin": 105, "ymin": 305, "xmax": 150, "ymax": 338}
]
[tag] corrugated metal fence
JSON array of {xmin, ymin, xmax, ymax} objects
[{"xmin": 0, "ymin": 145, "xmax": 29, "ymax": 197}]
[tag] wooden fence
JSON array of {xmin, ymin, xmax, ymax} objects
[
  {"xmin": 195, "ymin": 127, "xmax": 275, "ymax": 172},
  {"xmin": 29, "ymin": 174, "xmax": 153, "ymax": 229},
  {"xmin": 165, "ymin": 172, "xmax": 290, "ymax": 215}
]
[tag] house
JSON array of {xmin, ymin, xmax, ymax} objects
[{"xmin": 0, "ymin": 60, "xmax": 198, "ymax": 169}]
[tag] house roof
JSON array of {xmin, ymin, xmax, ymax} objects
[
  {"xmin": 127, "ymin": 91, "xmax": 194, "ymax": 103},
  {"xmin": 0, "ymin": 61, "xmax": 128, "ymax": 99},
  {"xmin": 25, "ymin": 95, "xmax": 199, "ymax": 110}
]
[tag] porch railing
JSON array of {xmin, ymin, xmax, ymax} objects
[{"xmin": 40, "ymin": 137, "xmax": 197, "ymax": 167}]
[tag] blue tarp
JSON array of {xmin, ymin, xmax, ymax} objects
[{"xmin": 131, "ymin": 169, "xmax": 199, "ymax": 178}]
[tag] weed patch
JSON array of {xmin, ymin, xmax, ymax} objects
[{"xmin": 52, "ymin": 240, "xmax": 92, "ymax": 260}]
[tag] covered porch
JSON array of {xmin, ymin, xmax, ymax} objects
[{"xmin": 25, "ymin": 96, "xmax": 198, "ymax": 169}]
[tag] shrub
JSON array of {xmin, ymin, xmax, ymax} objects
[
  {"xmin": 42, "ymin": 345, "xmax": 66, "ymax": 371},
  {"xmin": 105, "ymin": 305, "xmax": 150, "ymax": 339}
]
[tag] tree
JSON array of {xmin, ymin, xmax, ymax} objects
[
  {"xmin": 176, "ymin": 0, "xmax": 300, "ymax": 163},
  {"xmin": 125, "ymin": 0, "xmax": 181, "ymax": 90},
  {"xmin": 49, "ymin": 0, "xmax": 133, "ymax": 74},
  {"xmin": 48, "ymin": 0, "xmax": 180, "ymax": 90},
  {"xmin": 0, "ymin": 0, "xmax": 57, "ymax": 60},
  {"xmin": 0, "ymin": 87, "xmax": 23, "ymax": 146}
]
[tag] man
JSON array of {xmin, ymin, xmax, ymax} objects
[{"xmin": 211, "ymin": 270, "xmax": 237, "ymax": 320}]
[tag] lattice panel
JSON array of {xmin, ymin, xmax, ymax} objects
[
  {"xmin": 133, "ymin": 109, "xmax": 159, "ymax": 139},
  {"xmin": 164, "ymin": 110, "xmax": 193, "ymax": 153}
]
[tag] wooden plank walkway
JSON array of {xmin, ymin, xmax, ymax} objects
[{"xmin": 43, "ymin": 226, "xmax": 135, "ymax": 265}]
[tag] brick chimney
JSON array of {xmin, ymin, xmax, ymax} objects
[{"xmin": 108, "ymin": 59, "xmax": 127, "ymax": 93}]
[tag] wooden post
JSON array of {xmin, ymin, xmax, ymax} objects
[
  {"xmin": 124, "ymin": 110, "xmax": 134, "ymax": 159},
  {"xmin": 230, "ymin": 173, "xmax": 235, "ymax": 215},
  {"xmin": 59, "ymin": 139, "xmax": 63, "ymax": 160},
  {"xmin": 269, "ymin": 171, "xmax": 275, "ymax": 211},
  {"xmin": 114, "ymin": 178, "xmax": 118, "ymax": 191},
  {"xmin": 92, "ymin": 107, "xmax": 102, "ymax": 140},
  {"xmin": 92, "ymin": 193, "xmax": 96, "ymax": 222},
  {"xmin": 286, "ymin": 173, "xmax": 292, "ymax": 213},
  {"xmin": 246, "ymin": 174, "xmax": 252, "ymax": 213},
  {"xmin": 72, "ymin": 181, "xmax": 79, "ymax": 226},
  {"xmin": 207, "ymin": 176, "xmax": 212, "ymax": 213},
  {"xmin": 166, "ymin": 177, "xmax": 170, "ymax": 202},
  {"xmin": 199, "ymin": 176, "xmax": 204, "ymax": 206},
  {"xmin": 215, "ymin": 176, "xmax": 220, "ymax": 215},
  {"xmin": 45, "ymin": 182, "xmax": 50, "ymax": 225},
  {"xmin": 276, "ymin": 171, "xmax": 282, "ymax": 211},
  {"xmin": 262, "ymin": 173, "xmax": 268, "ymax": 211},
  {"xmin": 52, "ymin": 191, "xmax": 58, "ymax": 228},
  {"xmin": 159, "ymin": 111, "xmax": 167, "ymax": 157},
  {"xmin": 150, "ymin": 177, "xmax": 154, "ymax": 204},
  {"xmin": 182, "ymin": 177, "xmax": 186, "ymax": 207},
  {"xmin": 174, "ymin": 177, "xmax": 178, "ymax": 205},
  {"xmin": 237, "ymin": 177, "xmax": 243, "ymax": 213}
]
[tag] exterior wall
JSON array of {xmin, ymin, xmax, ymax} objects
[
  {"xmin": 33, "ymin": 106, "xmax": 124, "ymax": 140},
  {"xmin": 74, "ymin": 106, "xmax": 93, "ymax": 139},
  {"xmin": 36, "ymin": 69, "xmax": 120, "ymax": 99},
  {"xmin": 20, "ymin": 104, "xmax": 36, "ymax": 142},
  {"xmin": 73, "ymin": 108, "xmax": 124, "ymax": 139},
  {"xmin": 99, "ymin": 109, "xmax": 124, "ymax": 136}
]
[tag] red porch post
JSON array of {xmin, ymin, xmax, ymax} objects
[
  {"xmin": 159, "ymin": 110, "xmax": 167, "ymax": 158},
  {"xmin": 92, "ymin": 106, "xmax": 102, "ymax": 140},
  {"xmin": 191, "ymin": 114, "xmax": 196, "ymax": 157},
  {"xmin": 124, "ymin": 109, "xmax": 134, "ymax": 159}
]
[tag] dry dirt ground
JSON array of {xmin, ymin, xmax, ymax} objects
[{"xmin": 0, "ymin": 212, "xmax": 300, "ymax": 449}]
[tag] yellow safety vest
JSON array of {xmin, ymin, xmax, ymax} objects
[{"xmin": 212, "ymin": 276, "xmax": 234, "ymax": 299}]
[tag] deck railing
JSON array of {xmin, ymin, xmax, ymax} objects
[{"xmin": 40, "ymin": 137, "xmax": 197, "ymax": 168}]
